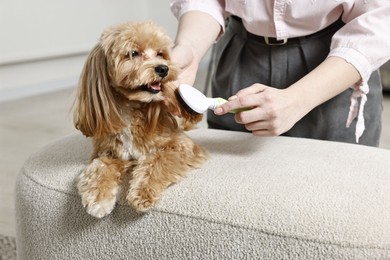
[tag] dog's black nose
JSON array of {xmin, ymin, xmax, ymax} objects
[{"xmin": 155, "ymin": 65, "xmax": 169, "ymax": 78}]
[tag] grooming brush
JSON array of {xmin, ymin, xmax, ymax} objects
[{"xmin": 178, "ymin": 84, "xmax": 249, "ymax": 114}]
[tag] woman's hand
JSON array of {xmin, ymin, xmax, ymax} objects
[
  {"xmin": 168, "ymin": 44, "xmax": 200, "ymax": 117},
  {"xmin": 214, "ymin": 84, "xmax": 305, "ymax": 136},
  {"xmin": 171, "ymin": 43, "xmax": 199, "ymax": 87}
]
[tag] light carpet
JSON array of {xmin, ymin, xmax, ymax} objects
[{"xmin": 0, "ymin": 234, "xmax": 16, "ymax": 260}]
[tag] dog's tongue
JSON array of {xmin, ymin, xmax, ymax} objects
[{"xmin": 150, "ymin": 82, "xmax": 161, "ymax": 91}]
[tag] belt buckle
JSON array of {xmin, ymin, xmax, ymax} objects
[{"xmin": 264, "ymin": 37, "xmax": 288, "ymax": 46}]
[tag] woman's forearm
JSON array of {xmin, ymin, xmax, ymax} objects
[
  {"xmin": 174, "ymin": 11, "xmax": 222, "ymax": 62},
  {"xmin": 214, "ymin": 56, "xmax": 362, "ymax": 136},
  {"xmin": 287, "ymin": 56, "xmax": 361, "ymax": 117}
]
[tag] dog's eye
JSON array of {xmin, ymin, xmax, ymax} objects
[
  {"xmin": 157, "ymin": 51, "xmax": 164, "ymax": 57},
  {"xmin": 130, "ymin": 50, "xmax": 139, "ymax": 58}
]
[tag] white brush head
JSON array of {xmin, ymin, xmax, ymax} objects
[{"xmin": 178, "ymin": 84, "xmax": 210, "ymax": 114}]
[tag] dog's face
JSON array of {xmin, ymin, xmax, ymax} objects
[
  {"xmin": 101, "ymin": 21, "xmax": 178, "ymax": 103},
  {"xmin": 74, "ymin": 21, "xmax": 183, "ymax": 137}
]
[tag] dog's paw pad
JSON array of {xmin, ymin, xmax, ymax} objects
[{"xmin": 85, "ymin": 198, "xmax": 116, "ymax": 218}]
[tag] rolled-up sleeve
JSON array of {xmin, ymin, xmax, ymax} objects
[
  {"xmin": 328, "ymin": 0, "xmax": 390, "ymax": 142},
  {"xmin": 328, "ymin": 1, "xmax": 390, "ymax": 84},
  {"xmin": 170, "ymin": 0, "xmax": 226, "ymax": 30}
]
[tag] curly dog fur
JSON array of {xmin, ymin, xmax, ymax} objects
[{"xmin": 73, "ymin": 21, "xmax": 208, "ymax": 218}]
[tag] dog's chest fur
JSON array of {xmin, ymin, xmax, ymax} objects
[
  {"xmin": 115, "ymin": 109, "xmax": 159, "ymax": 161},
  {"xmin": 117, "ymin": 128, "xmax": 143, "ymax": 161}
]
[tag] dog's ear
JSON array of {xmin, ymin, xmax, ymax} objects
[{"xmin": 73, "ymin": 44, "xmax": 125, "ymax": 138}]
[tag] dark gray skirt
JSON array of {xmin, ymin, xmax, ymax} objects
[{"xmin": 207, "ymin": 16, "xmax": 383, "ymax": 147}]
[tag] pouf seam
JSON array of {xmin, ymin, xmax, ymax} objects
[{"xmin": 152, "ymin": 208, "xmax": 390, "ymax": 252}]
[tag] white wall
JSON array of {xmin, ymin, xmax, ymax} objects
[{"xmin": 0, "ymin": 0, "xmax": 178, "ymax": 102}]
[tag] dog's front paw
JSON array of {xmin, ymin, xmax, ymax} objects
[
  {"xmin": 79, "ymin": 188, "xmax": 118, "ymax": 218},
  {"xmin": 127, "ymin": 188, "xmax": 158, "ymax": 213},
  {"xmin": 84, "ymin": 198, "xmax": 117, "ymax": 218},
  {"xmin": 78, "ymin": 159, "xmax": 121, "ymax": 218}
]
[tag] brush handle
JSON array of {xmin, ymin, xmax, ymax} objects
[{"xmin": 210, "ymin": 98, "xmax": 250, "ymax": 114}]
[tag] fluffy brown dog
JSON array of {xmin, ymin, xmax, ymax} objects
[{"xmin": 73, "ymin": 21, "xmax": 208, "ymax": 218}]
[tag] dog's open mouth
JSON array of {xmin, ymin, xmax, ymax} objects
[{"xmin": 140, "ymin": 82, "xmax": 162, "ymax": 94}]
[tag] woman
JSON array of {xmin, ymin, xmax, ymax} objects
[{"xmin": 170, "ymin": 0, "xmax": 390, "ymax": 146}]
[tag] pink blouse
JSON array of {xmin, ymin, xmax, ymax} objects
[{"xmin": 171, "ymin": 0, "xmax": 390, "ymax": 142}]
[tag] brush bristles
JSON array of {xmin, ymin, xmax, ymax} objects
[{"xmin": 176, "ymin": 91, "xmax": 202, "ymax": 115}]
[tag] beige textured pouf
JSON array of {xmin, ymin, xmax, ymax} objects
[{"xmin": 15, "ymin": 129, "xmax": 390, "ymax": 260}]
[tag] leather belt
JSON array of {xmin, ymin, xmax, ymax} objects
[{"xmin": 230, "ymin": 16, "xmax": 344, "ymax": 46}]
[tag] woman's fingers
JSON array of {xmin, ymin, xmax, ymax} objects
[
  {"xmin": 215, "ymin": 84, "xmax": 303, "ymax": 136},
  {"xmin": 215, "ymin": 84, "xmax": 267, "ymax": 115}
]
